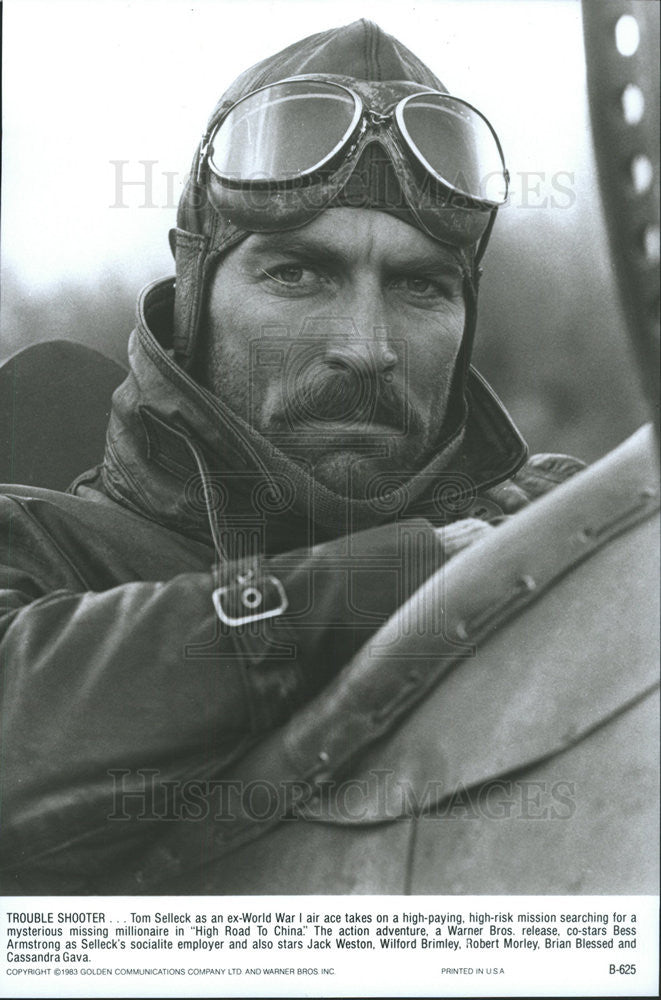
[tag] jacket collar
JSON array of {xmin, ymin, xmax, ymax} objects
[{"xmin": 100, "ymin": 278, "xmax": 527, "ymax": 554}]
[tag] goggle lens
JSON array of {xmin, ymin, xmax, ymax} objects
[
  {"xmin": 398, "ymin": 94, "xmax": 507, "ymax": 204},
  {"xmin": 209, "ymin": 81, "xmax": 360, "ymax": 181}
]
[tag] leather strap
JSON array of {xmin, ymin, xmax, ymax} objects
[{"xmin": 169, "ymin": 228, "xmax": 209, "ymax": 360}]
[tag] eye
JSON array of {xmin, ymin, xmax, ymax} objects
[
  {"xmin": 390, "ymin": 270, "xmax": 464, "ymax": 306},
  {"xmin": 260, "ymin": 263, "xmax": 328, "ymax": 296},
  {"xmin": 262, "ymin": 264, "xmax": 321, "ymax": 287},
  {"xmin": 405, "ymin": 277, "xmax": 436, "ymax": 294},
  {"xmin": 265, "ymin": 265, "xmax": 305, "ymax": 285},
  {"xmin": 391, "ymin": 274, "xmax": 448, "ymax": 300}
]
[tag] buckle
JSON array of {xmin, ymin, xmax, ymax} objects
[{"xmin": 212, "ymin": 573, "xmax": 288, "ymax": 627}]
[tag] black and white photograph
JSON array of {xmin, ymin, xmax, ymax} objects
[{"xmin": 0, "ymin": 0, "xmax": 659, "ymax": 996}]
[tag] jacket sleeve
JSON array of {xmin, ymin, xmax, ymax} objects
[
  {"xmin": 484, "ymin": 452, "xmax": 586, "ymax": 515},
  {"xmin": 0, "ymin": 493, "xmax": 445, "ymax": 889}
]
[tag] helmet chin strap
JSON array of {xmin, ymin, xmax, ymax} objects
[{"xmin": 168, "ymin": 219, "xmax": 249, "ymax": 369}]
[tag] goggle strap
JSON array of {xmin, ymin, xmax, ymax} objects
[{"xmin": 474, "ymin": 209, "xmax": 498, "ymax": 268}]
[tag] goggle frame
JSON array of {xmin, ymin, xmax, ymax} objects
[{"xmin": 199, "ymin": 77, "xmax": 509, "ymax": 209}]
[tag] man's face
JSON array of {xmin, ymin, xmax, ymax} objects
[{"xmin": 200, "ymin": 208, "xmax": 465, "ymax": 496}]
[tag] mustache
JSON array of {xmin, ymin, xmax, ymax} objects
[{"xmin": 271, "ymin": 366, "xmax": 421, "ymax": 435}]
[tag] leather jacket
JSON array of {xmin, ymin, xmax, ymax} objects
[{"xmin": 0, "ymin": 278, "xmax": 585, "ymax": 892}]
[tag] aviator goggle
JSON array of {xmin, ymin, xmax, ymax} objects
[{"xmin": 197, "ymin": 76, "xmax": 509, "ymax": 249}]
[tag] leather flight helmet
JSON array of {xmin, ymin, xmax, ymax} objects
[{"xmin": 170, "ymin": 19, "xmax": 499, "ymax": 381}]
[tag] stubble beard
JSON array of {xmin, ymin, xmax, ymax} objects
[{"xmin": 197, "ymin": 335, "xmax": 451, "ymax": 498}]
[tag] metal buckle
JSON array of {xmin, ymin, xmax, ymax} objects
[
  {"xmin": 212, "ymin": 575, "xmax": 288, "ymax": 627},
  {"xmin": 365, "ymin": 109, "xmax": 391, "ymax": 127}
]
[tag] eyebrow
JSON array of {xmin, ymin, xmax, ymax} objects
[
  {"xmin": 246, "ymin": 232, "xmax": 354, "ymax": 268},
  {"xmin": 244, "ymin": 230, "xmax": 464, "ymax": 277}
]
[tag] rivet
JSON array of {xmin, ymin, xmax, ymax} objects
[
  {"xmin": 455, "ymin": 622, "xmax": 469, "ymax": 641},
  {"xmin": 241, "ymin": 587, "xmax": 262, "ymax": 609}
]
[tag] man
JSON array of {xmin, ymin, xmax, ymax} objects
[{"xmin": 0, "ymin": 19, "xmax": 595, "ymax": 894}]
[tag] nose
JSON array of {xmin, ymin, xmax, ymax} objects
[
  {"xmin": 312, "ymin": 287, "xmax": 399, "ymax": 376},
  {"xmin": 324, "ymin": 342, "xmax": 398, "ymax": 376}
]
